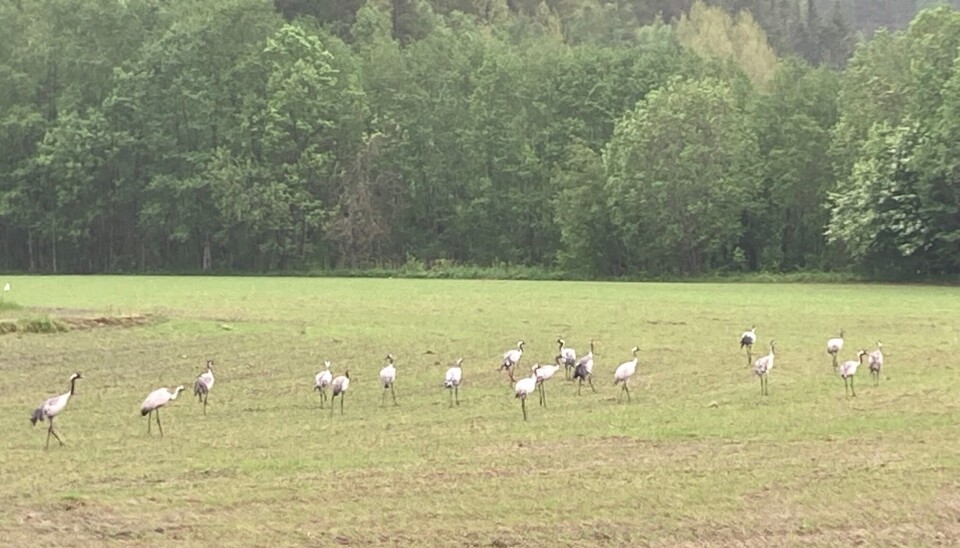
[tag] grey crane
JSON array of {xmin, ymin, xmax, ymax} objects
[
  {"xmin": 30, "ymin": 372, "xmax": 82, "ymax": 449},
  {"xmin": 752, "ymin": 340, "xmax": 775, "ymax": 396},
  {"xmin": 869, "ymin": 342, "xmax": 884, "ymax": 386},
  {"xmin": 140, "ymin": 386, "xmax": 185, "ymax": 437},
  {"xmin": 329, "ymin": 370, "xmax": 351, "ymax": 416},
  {"xmin": 571, "ymin": 340, "xmax": 596, "ymax": 395},
  {"xmin": 193, "ymin": 359, "xmax": 215, "ymax": 415}
]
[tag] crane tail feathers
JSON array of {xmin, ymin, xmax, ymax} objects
[
  {"xmin": 29, "ymin": 407, "xmax": 43, "ymax": 425},
  {"xmin": 194, "ymin": 379, "xmax": 208, "ymax": 398}
]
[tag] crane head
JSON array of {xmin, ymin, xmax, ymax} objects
[
  {"xmin": 69, "ymin": 372, "xmax": 83, "ymax": 381},
  {"xmin": 517, "ymin": 340, "xmax": 525, "ymax": 350},
  {"xmin": 324, "ymin": 360, "xmax": 331, "ymax": 369}
]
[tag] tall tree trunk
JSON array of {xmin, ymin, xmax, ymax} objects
[
  {"xmin": 51, "ymin": 220, "xmax": 58, "ymax": 274},
  {"xmin": 202, "ymin": 238, "xmax": 212, "ymax": 271},
  {"xmin": 299, "ymin": 218, "xmax": 307, "ymax": 259},
  {"xmin": 27, "ymin": 228, "xmax": 35, "ymax": 272}
]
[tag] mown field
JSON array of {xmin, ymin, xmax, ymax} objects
[{"xmin": 0, "ymin": 276, "xmax": 958, "ymax": 546}]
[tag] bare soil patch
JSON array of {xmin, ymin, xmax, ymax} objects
[{"xmin": 0, "ymin": 313, "xmax": 152, "ymax": 335}]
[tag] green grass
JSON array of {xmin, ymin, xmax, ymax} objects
[{"xmin": 1, "ymin": 276, "xmax": 958, "ymax": 545}]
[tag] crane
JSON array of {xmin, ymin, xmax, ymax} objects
[{"xmin": 30, "ymin": 372, "xmax": 82, "ymax": 449}]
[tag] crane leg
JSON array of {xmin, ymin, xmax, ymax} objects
[
  {"xmin": 319, "ymin": 390, "xmax": 325, "ymax": 409},
  {"xmin": 340, "ymin": 393, "xmax": 345, "ymax": 415},
  {"xmin": 540, "ymin": 383, "xmax": 547, "ymax": 408},
  {"xmin": 624, "ymin": 383, "xmax": 631, "ymax": 402},
  {"xmin": 577, "ymin": 378, "xmax": 582, "ymax": 396},
  {"xmin": 156, "ymin": 409, "xmax": 164, "ymax": 438},
  {"xmin": 746, "ymin": 348, "xmax": 752, "ymax": 366},
  {"xmin": 851, "ymin": 376, "xmax": 856, "ymax": 397},
  {"xmin": 391, "ymin": 383, "xmax": 397, "ymax": 406},
  {"xmin": 521, "ymin": 397, "xmax": 527, "ymax": 421},
  {"xmin": 381, "ymin": 388, "xmax": 386, "ymax": 407},
  {"xmin": 455, "ymin": 385, "xmax": 460, "ymax": 406},
  {"xmin": 588, "ymin": 375, "xmax": 596, "ymax": 393},
  {"xmin": 203, "ymin": 392, "xmax": 208, "ymax": 415},
  {"xmin": 330, "ymin": 395, "xmax": 336, "ymax": 416},
  {"xmin": 45, "ymin": 419, "xmax": 63, "ymax": 449},
  {"xmin": 873, "ymin": 371, "xmax": 879, "ymax": 386},
  {"xmin": 448, "ymin": 388, "xmax": 454, "ymax": 408},
  {"xmin": 147, "ymin": 411, "xmax": 152, "ymax": 434}
]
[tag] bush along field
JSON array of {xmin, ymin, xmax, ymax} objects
[{"xmin": 0, "ymin": 276, "xmax": 958, "ymax": 545}]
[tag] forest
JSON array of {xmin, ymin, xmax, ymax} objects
[{"xmin": 0, "ymin": 0, "xmax": 958, "ymax": 277}]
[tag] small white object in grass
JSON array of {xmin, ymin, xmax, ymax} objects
[{"xmin": 3, "ymin": 283, "xmax": 9, "ymax": 292}]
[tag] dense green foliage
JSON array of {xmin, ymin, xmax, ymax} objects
[{"xmin": 0, "ymin": 0, "xmax": 957, "ymax": 277}]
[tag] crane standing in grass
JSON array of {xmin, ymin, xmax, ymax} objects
[
  {"xmin": 739, "ymin": 327, "xmax": 757, "ymax": 365},
  {"xmin": 827, "ymin": 329, "xmax": 845, "ymax": 369},
  {"xmin": 613, "ymin": 346, "xmax": 640, "ymax": 403},
  {"xmin": 444, "ymin": 358, "xmax": 463, "ymax": 407},
  {"xmin": 514, "ymin": 369, "xmax": 539, "ymax": 421},
  {"xmin": 140, "ymin": 386, "xmax": 185, "ymax": 437},
  {"xmin": 380, "ymin": 354, "xmax": 398, "ymax": 406},
  {"xmin": 532, "ymin": 362, "xmax": 561, "ymax": 407},
  {"xmin": 556, "ymin": 339, "xmax": 577, "ymax": 380},
  {"xmin": 193, "ymin": 359, "xmax": 215, "ymax": 415},
  {"xmin": 30, "ymin": 372, "xmax": 82, "ymax": 449},
  {"xmin": 869, "ymin": 342, "xmax": 884, "ymax": 386},
  {"xmin": 330, "ymin": 370, "xmax": 350, "ymax": 416},
  {"xmin": 753, "ymin": 340, "xmax": 775, "ymax": 396},
  {"xmin": 571, "ymin": 340, "xmax": 596, "ymax": 395},
  {"xmin": 500, "ymin": 341, "xmax": 524, "ymax": 382},
  {"xmin": 314, "ymin": 361, "xmax": 333, "ymax": 408},
  {"xmin": 838, "ymin": 350, "xmax": 867, "ymax": 397}
]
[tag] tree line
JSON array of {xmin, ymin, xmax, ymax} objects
[{"xmin": 0, "ymin": 0, "xmax": 957, "ymax": 277}]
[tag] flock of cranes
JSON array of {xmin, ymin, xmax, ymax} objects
[
  {"xmin": 740, "ymin": 327, "xmax": 885, "ymax": 398},
  {"xmin": 27, "ymin": 330, "xmax": 889, "ymax": 446}
]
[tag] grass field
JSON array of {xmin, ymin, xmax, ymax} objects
[{"xmin": 0, "ymin": 276, "xmax": 958, "ymax": 546}]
